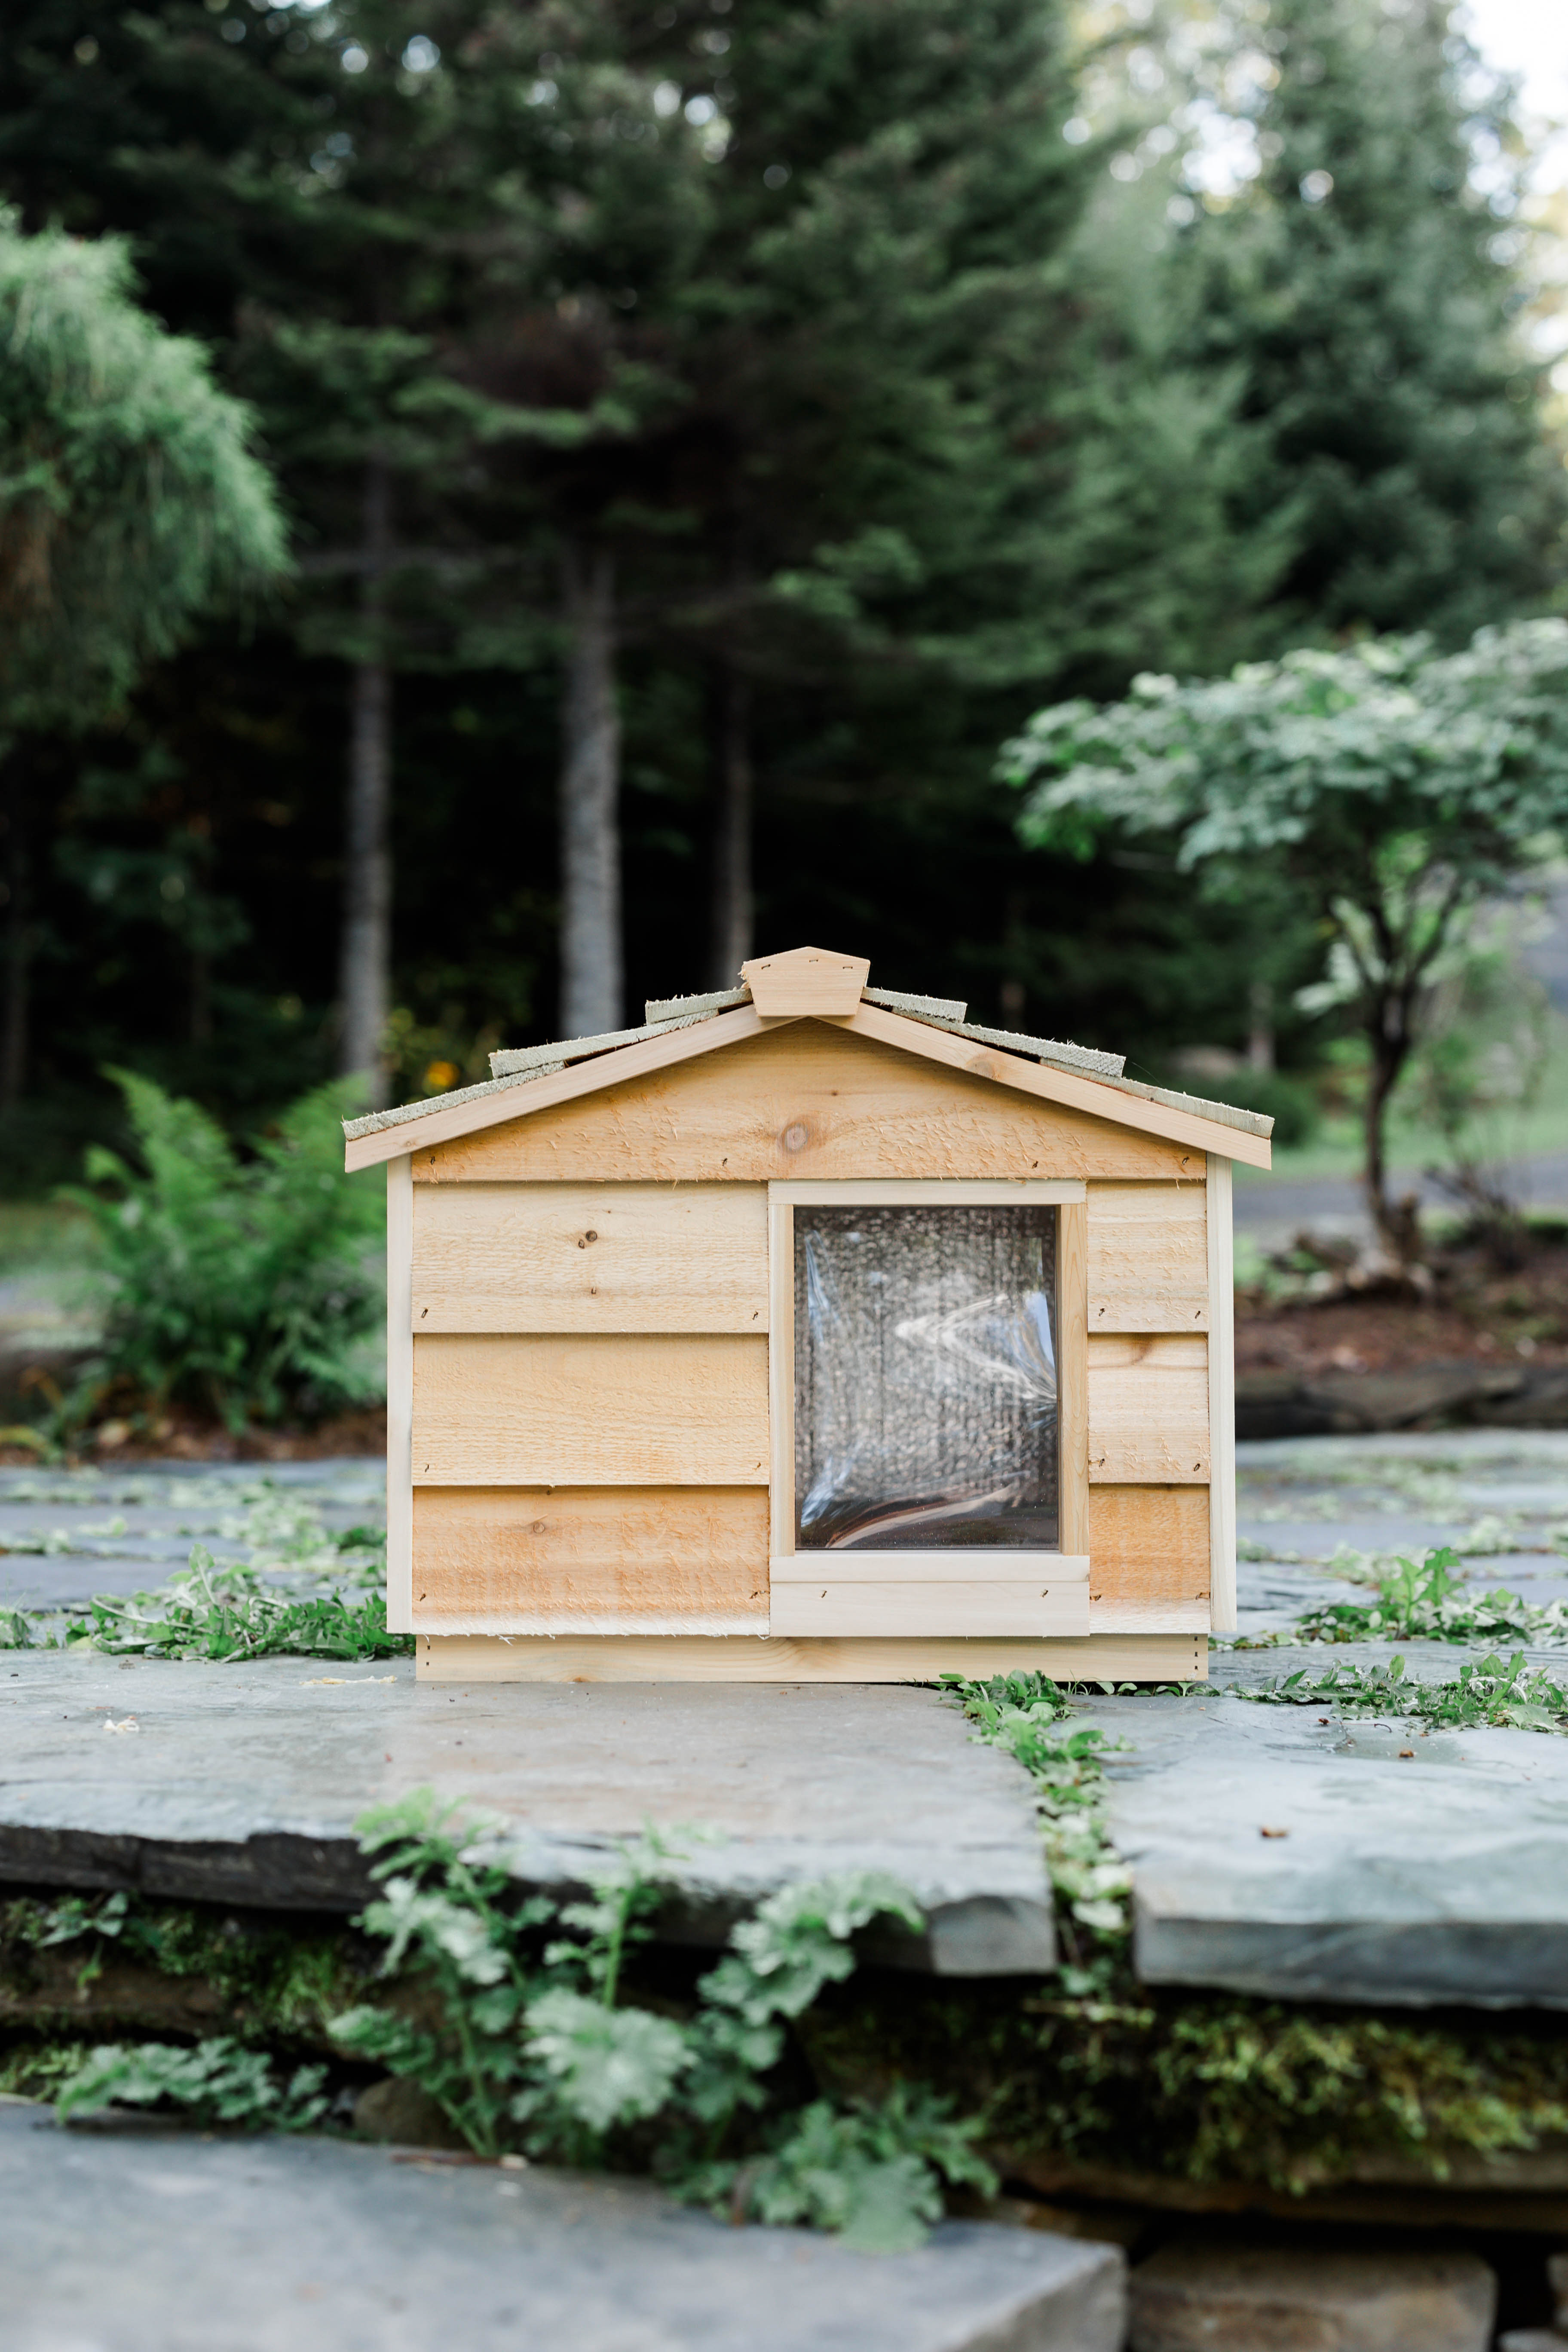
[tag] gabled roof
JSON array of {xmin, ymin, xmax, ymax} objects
[{"xmin": 343, "ymin": 944, "xmax": 1274, "ymax": 1171}]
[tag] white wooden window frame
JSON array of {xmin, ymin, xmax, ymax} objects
[{"xmin": 767, "ymin": 1179, "xmax": 1090, "ymax": 1638}]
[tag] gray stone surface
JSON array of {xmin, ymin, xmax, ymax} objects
[
  {"xmin": 0, "ymin": 2103, "xmax": 1126, "ymax": 2352},
  {"xmin": 0, "ymin": 1655, "xmax": 1054, "ymax": 1975},
  {"xmin": 1083, "ymin": 1680, "xmax": 1568, "ymax": 2006},
  {"xmin": 1128, "ymin": 2243, "xmax": 1495, "ymax": 2352},
  {"xmin": 0, "ymin": 1460, "xmax": 384, "ymax": 1610}
]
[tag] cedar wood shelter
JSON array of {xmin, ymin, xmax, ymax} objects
[{"xmin": 343, "ymin": 946, "xmax": 1273, "ymax": 1684}]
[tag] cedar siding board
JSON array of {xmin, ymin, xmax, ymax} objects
[
  {"xmin": 364, "ymin": 1005, "xmax": 1254, "ymax": 1677},
  {"xmin": 411, "ymin": 1333, "xmax": 770, "ymax": 1487},
  {"xmin": 411, "ymin": 1486, "xmax": 768, "ymax": 1631},
  {"xmin": 411, "ymin": 1182, "xmax": 769, "ymax": 1334}
]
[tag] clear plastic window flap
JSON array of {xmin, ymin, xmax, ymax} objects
[{"xmin": 794, "ymin": 1206, "xmax": 1060, "ymax": 1550}]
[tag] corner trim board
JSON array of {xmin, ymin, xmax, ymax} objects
[
  {"xmin": 386, "ymin": 1154, "xmax": 414, "ymax": 1634},
  {"xmin": 1206, "ymin": 1152, "xmax": 1237, "ymax": 1632}
]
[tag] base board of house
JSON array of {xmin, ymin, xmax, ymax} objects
[{"xmin": 413, "ymin": 1632, "xmax": 1207, "ymax": 1684}]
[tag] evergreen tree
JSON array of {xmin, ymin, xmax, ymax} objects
[
  {"xmin": 0, "ymin": 214, "xmax": 286, "ymax": 1105},
  {"xmin": 1174, "ymin": 0, "xmax": 1564, "ymax": 643}
]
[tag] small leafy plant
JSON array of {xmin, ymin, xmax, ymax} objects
[
  {"xmin": 943, "ymin": 1673, "xmax": 1132, "ymax": 1991},
  {"xmin": 57, "ymin": 1544, "xmax": 410, "ymax": 1661},
  {"xmin": 1246, "ymin": 1648, "xmax": 1568, "ymax": 1734},
  {"xmin": 1292, "ymin": 1546, "xmax": 1568, "ymax": 1648},
  {"xmin": 328, "ymin": 1792, "xmax": 994, "ymax": 2249},
  {"xmin": 58, "ymin": 1069, "xmax": 383, "ymax": 1432},
  {"xmin": 55, "ymin": 2036, "xmax": 328, "ymax": 2130}
]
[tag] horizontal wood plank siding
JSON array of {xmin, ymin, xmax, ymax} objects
[
  {"xmin": 412, "ymin": 1332, "xmax": 769, "ymax": 1486},
  {"xmin": 416, "ymin": 1026, "xmax": 1203, "ymax": 1185},
  {"xmin": 410, "ymin": 1486, "xmax": 767, "ymax": 1629},
  {"xmin": 1087, "ymin": 1333, "xmax": 1210, "ymax": 1484},
  {"xmin": 1087, "ymin": 1484, "xmax": 1210, "ymax": 1630},
  {"xmin": 411, "ymin": 1182, "xmax": 768, "ymax": 1334},
  {"xmin": 1087, "ymin": 1181, "xmax": 1209, "ymax": 1333}
]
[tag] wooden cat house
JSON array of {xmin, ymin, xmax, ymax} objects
[{"xmin": 343, "ymin": 947, "xmax": 1271, "ymax": 1683}]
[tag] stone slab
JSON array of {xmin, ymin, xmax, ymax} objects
[
  {"xmin": 1128, "ymin": 2242, "xmax": 1494, "ymax": 2352},
  {"xmin": 0, "ymin": 1654, "xmax": 1054, "ymax": 1975},
  {"xmin": 0, "ymin": 2104, "xmax": 1125, "ymax": 2352},
  {"xmin": 1083, "ymin": 1677, "xmax": 1568, "ymax": 2006}
]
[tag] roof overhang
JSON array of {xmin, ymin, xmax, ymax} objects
[{"xmin": 343, "ymin": 1001, "xmax": 1272, "ymax": 1174}]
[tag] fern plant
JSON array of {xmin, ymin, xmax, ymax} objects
[{"xmin": 59, "ymin": 1069, "xmax": 383, "ymax": 1430}]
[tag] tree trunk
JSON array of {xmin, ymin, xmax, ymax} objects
[
  {"xmin": 707, "ymin": 660, "xmax": 753, "ymax": 989},
  {"xmin": 1247, "ymin": 978, "xmax": 1274, "ymax": 1072},
  {"xmin": 558, "ymin": 538, "xmax": 622, "ymax": 1038},
  {"xmin": 338, "ymin": 457, "xmax": 394, "ymax": 1105},
  {"xmin": 1, "ymin": 751, "xmax": 30, "ymax": 1110},
  {"xmin": 1363, "ymin": 991, "xmax": 1420, "ymax": 1261}
]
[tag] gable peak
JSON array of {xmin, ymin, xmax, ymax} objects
[{"xmin": 740, "ymin": 945, "xmax": 870, "ymax": 1017}]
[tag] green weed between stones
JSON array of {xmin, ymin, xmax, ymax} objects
[
  {"xmin": 782, "ymin": 1670, "xmax": 1568, "ymax": 2194},
  {"xmin": 1290, "ymin": 1545, "xmax": 1568, "ymax": 1649},
  {"xmin": 0, "ymin": 1491, "xmax": 409, "ymax": 1661}
]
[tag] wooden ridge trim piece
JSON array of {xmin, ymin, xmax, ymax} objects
[{"xmin": 416, "ymin": 1631, "xmax": 1208, "ymax": 1683}]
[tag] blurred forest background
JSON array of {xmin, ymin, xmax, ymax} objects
[{"xmin": 2, "ymin": 0, "xmax": 1566, "ymax": 1192}]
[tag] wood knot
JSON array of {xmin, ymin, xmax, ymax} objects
[{"xmin": 781, "ymin": 1121, "xmax": 810, "ymax": 1154}]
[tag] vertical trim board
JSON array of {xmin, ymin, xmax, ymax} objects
[
  {"xmin": 385, "ymin": 1154, "xmax": 414, "ymax": 1634},
  {"xmin": 768, "ymin": 1195, "xmax": 795, "ymax": 1561},
  {"xmin": 1057, "ymin": 1198, "xmax": 1090, "ymax": 1556},
  {"xmin": 1206, "ymin": 1153, "xmax": 1237, "ymax": 1631}
]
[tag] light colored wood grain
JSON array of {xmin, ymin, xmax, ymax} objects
[
  {"xmin": 386, "ymin": 1155, "xmax": 413, "ymax": 1635},
  {"xmin": 768, "ymin": 1194, "xmax": 794, "ymax": 1561},
  {"xmin": 411, "ymin": 1332, "xmax": 769, "ymax": 1486},
  {"xmin": 410, "ymin": 1182, "xmax": 768, "ymax": 1334},
  {"xmin": 1087, "ymin": 1180, "xmax": 1210, "ymax": 1333},
  {"xmin": 1087, "ymin": 1484, "xmax": 1210, "ymax": 1631},
  {"xmin": 844, "ymin": 1002, "xmax": 1272, "ymax": 1170},
  {"xmin": 771, "ymin": 1552, "xmax": 1090, "ymax": 1583},
  {"xmin": 1087, "ymin": 1333, "xmax": 1210, "ymax": 1483},
  {"xmin": 1207, "ymin": 1151, "xmax": 1238, "ymax": 1632},
  {"xmin": 412, "ymin": 1025, "xmax": 1207, "ymax": 1185},
  {"xmin": 1057, "ymin": 1198, "xmax": 1089, "ymax": 1555},
  {"xmin": 347, "ymin": 1004, "xmax": 772, "ymax": 1171},
  {"xmin": 769, "ymin": 1575, "xmax": 1090, "ymax": 1638},
  {"xmin": 410, "ymin": 1486, "xmax": 767, "ymax": 1632},
  {"xmin": 742, "ymin": 944, "xmax": 869, "ymax": 1016},
  {"xmin": 351, "ymin": 990, "xmax": 1269, "ymax": 1174},
  {"xmin": 416, "ymin": 1632, "xmax": 1207, "ymax": 1683},
  {"xmin": 771, "ymin": 1179, "xmax": 1085, "ymax": 1205}
]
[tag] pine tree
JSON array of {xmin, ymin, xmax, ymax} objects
[
  {"xmin": 1174, "ymin": 0, "xmax": 1565, "ymax": 643},
  {"xmin": 0, "ymin": 216, "xmax": 285, "ymax": 1105}
]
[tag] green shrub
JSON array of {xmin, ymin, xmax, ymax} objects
[{"xmin": 59, "ymin": 1069, "xmax": 383, "ymax": 1431}]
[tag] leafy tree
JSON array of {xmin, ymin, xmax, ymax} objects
[
  {"xmin": 0, "ymin": 214, "xmax": 285, "ymax": 1104},
  {"xmin": 1002, "ymin": 621, "xmax": 1568, "ymax": 1254}
]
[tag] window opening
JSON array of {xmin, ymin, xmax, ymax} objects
[{"xmin": 793, "ymin": 1205, "xmax": 1059, "ymax": 1550}]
